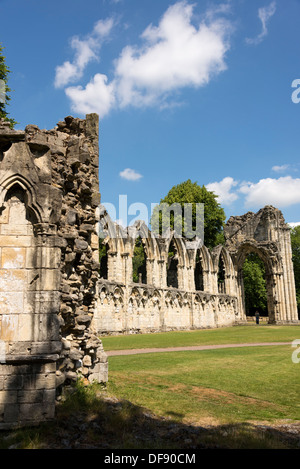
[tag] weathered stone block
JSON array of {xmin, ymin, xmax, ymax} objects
[
  {"xmin": 0, "ymin": 291, "xmax": 23, "ymax": 315},
  {"xmin": 4, "ymin": 404, "xmax": 19, "ymax": 422},
  {"xmin": 0, "ymin": 235, "xmax": 32, "ymax": 247},
  {"xmin": 19, "ymin": 402, "xmax": 55, "ymax": 421},
  {"xmin": 0, "ymin": 390, "xmax": 18, "ymax": 404},
  {"xmin": 17, "ymin": 390, "xmax": 44, "ymax": 404},
  {"xmin": 75, "ymin": 239, "xmax": 89, "ymax": 251},
  {"xmin": 4, "ymin": 374, "xmax": 24, "ymax": 390},
  {"xmin": 0, "ymin": 269, "xmax": 26, "ymax": 291}
]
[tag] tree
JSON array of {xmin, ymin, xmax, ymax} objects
[
  {"xmin": 132, "ymin": 237, "xmax": 146, "ymax": 283},
  {"xmin": 291, "ymin": 226, "xmax": 300, "ymax": 314},
  {"xmin": 0, "ymin": 43, "xmax": 16, "ymax": 127},
  {"xmin": 150, "ymin": 179, "xmax": 226, "ymax": 248},
  {"xmin": 242, "ymin": 253, "xmax": 267, "ymax": 315}
]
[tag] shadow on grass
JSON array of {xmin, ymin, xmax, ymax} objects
[{"xmin": 0, "ymin": 381, "xmax": 299, "ymax": 449}]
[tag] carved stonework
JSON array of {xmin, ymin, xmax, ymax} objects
[{"xmin": 94, "ymin": 205, "xmax": 298, "ymax": 335}]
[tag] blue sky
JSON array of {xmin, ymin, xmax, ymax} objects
[{"xmin": 1, "ymin": 0, "xmax": 300, "ymax": 228}]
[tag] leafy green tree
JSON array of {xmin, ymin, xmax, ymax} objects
[
  {"xmin": 132, "ymin": 237, "xmax": 146, "ymax": 283},
  {"xmin": 0, "ymin": 43, "xmax": 16, "ymax": 127},
  {"xmin": 291, "ymin": 226, "xmax": 300, "ymax": 313},
  {"xmin": 150, "ymin": 179, "xmax": 226, "ymax": 248},
  {"xmin": 242, "ymin": 253, "xmax": 267, "ymax": 315}
]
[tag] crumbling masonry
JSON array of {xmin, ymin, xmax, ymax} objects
[
  {"xmin": 0, "ymin": 114, "xmax": 107, "ymax": 429},
  {"xmin": 94, "ymin": 205, "xmax": 298, "ymax": 334},
  {"xmin": 0, "ymin": 113, "xmax": 298, "ymax": 430}
]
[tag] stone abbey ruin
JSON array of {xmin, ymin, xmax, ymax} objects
[{"xmin": 0, "ymin": 113, "xmax": 298, "ymax": 429}]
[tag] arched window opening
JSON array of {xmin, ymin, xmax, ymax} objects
[
  {"xmin": 218, "ymin": 254, "xmax": 226, "ymax": 294},
  {"xmin": 99, "ymin": 239, "xmax": 109, "ymax": 280},
  {"xmin": 4, "ymin": 184, "xmax": 37, "ymax": 225},
  {"xmin": 167, "ymin": 239, "xmax": 178, "ymax": 288},
  {"xmin": 195, "ymin": 250, "xmax": 204, "ymax": 291},
  {"xmin": 132, "ymin": 237, "xmax": 147, "ymax": 284},
  {"xmin": 242, "ymin": 252, "xmax": 268, "ymax": 319}
]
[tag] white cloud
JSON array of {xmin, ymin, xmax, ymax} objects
[
  {"xmin": 114, "ymin": 1, "xmax": 232, "ymax": 108},
  {"xmin": 205, "ymin": 174, "xmax": 300, "ymax": 211},
  {"xmin": 206, "ymin": 177, "xmax": 239, "ymax": 205},
  {"xmin": 65, "ymin": 74, "xmax": 116, "ymax": 118},
  {"xmin": 54, "ymin": 17, "xmax": 115, "ymax": 88},
  {"xmin": 119, "ymin": 168, "xmax": 143, "ymax": 181},
  {"xmin": 205, "ymin": 177, "xmax": 238, "ymax": 205},
  {"xmin": 288, "ymin": 222, "xmax": 300, "ymax": 228},
  {"xmin": 272, "ymin": 164, "xmax": 290, "ymax": 173},
  {"xmin": 246, "ymin": 1, "xmax": 276, "ymax": 45},
  {"xmin": 60, "ymin": 1, "xmax": 233, "ymax": 116},
  {"xmin": 239, "ymin": 176, "xmax": 300, "ymax": 208},
  {"xmin": 93, "ymin": 17, "xmax": 115, "ymax": 37}
]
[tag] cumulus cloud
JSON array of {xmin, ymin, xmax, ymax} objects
[
  {"xmin": 239, "ymin": 176, "xmax": 300, "ymax": 208},
  {"xmin": 119, "ymin": 168, "xmax": 143, "ymax": 181},
  {"xmin": 59, "ymin": 1, "xmax": 233, "ymax": 117},
  {"xmin": 54, "ymin": 17, "xmax": 115, "ymax": 88},
  {"xmin": 114, "ymin": 1, "xmax": 232, "ymax": 108},
  {"xmin": 206, "ymin": 177, "xmax": 239, "ymax": 205},
  {"xmin": 65, "ymin": 74, "xmax": 116, "ymax": 118},
  {"xmin": 205, "ymin": 174, "xmax": 300, "ymax": 210},
  {"xmin": 246, "ymin": 1, "xmax": 276, "ymax": 45}
]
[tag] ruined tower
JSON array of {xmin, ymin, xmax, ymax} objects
[{"xmin": 0, "ymin": 114, "xmax": 107, "ymax": 429}]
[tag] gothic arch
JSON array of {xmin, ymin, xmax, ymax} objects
[
  {"xmin": 234, "ymin": 241, "xmax": 282, "ymax": 323},
  {"xmin": 132, "ymin": 235, "xmax": 147, "ymax": 284},
  {"xmin": 212, "ymin": 245, "xmax": 235, "ymax": 295},
  {"xmin": 193, "ymin": 244, "xmax": 213, "ymax": 292},
  {"xmin": 165, "ymin": 234, "xmax": 188, "ymax": 289},
  {"xmin": 0, "ymin": 174, "xmax": 43, "ymax": 223}
]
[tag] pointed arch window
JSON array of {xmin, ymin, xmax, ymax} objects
[{"xmin": 167, "ymin": 239, "xmax": 178, "ymax": 288}]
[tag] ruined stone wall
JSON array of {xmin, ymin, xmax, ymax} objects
[
  {"xmin": 94, "ymin": 218, "xmax": 239, "ymax": 334},
  {"xmin": 94, "ymin": 206, "xmax": 298, "ymax": 335},
  {"xmin": 95, "ymin": 280, "xmax": 238, "ymax": 335},
  {"xmin": 0, "ymin": 115, "xmax": 107, "ymax": 430},
  {"xmin": 225, "ymin": 206, "xmax": 298, "ymax": 324}
]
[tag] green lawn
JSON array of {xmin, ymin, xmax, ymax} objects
[
  {"xmin": 1, "ymin": 326, "xmax": 300, "ymax": 449},
  {"xmin": 104, "ymin": 325, "xmax": 300, "ymax": 432},
  {"xmin": 101, "ymin": 324, "xmax": 300, "ymax": 351},
  {"xmin": 107, "ymin": 344, "xmax": 300, "ymax": 426}
]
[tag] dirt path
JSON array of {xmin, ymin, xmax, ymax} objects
[{"xmin": 106, "ymin": 341, "xmax": 292, "ymax": 356}]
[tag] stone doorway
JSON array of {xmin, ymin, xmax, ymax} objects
[
  {"xmin": 239, "ymin": 251, "xmax": 268, "ymax": 321},
  {"xmin": 236, "ymin": 245, "xmax": 277, "ymax": 324}
]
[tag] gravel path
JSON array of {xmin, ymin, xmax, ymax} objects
[{"xmin": 106, "ymin": 341, "xmax": 292, "ymax": 356}]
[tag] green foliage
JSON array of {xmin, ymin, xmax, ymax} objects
[
  {"xmin": 99, "ymin": 238, "xmax": 107, "ymax": 262},
  {"xmin": 0, "ymin": 43, "xmax": 16, "ymax": 127},
  {"xmin": 132, "ymin": 237, "xmax": 146, "ymax": 283},
  {"xmin": 150, "ymin": 179, "xmax": 226, "ymax": 248},
  {"xmin": 242, "ymin": 253, "xmax": 267, "ymax": 315},
  {"xmin": 291, "ymin": 226, "xmax": 300, "ymax": 311},
  {"xmin": 99, "ymin": 238, "xmax": 108, "ymax": 279}
]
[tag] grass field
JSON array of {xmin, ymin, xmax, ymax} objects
[
  {"xmin": 1, "ymin": 325, "xmax": 300, "ymax": 449},
  {"xmin": 102, "ymin": 325, "xmax": 300, "ymax": 448},
  {"xmin": 107, "ymin": 345, "xmax": 300, "ymax": 424},
  {"xmin": 101, "ymin": 324, "xmax": 300, "ymax": 350}
]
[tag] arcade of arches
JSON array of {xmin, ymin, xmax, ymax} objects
[{"xmin": 95, "ymin": 205, "xmax": 299, "ymax": 334}]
